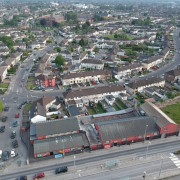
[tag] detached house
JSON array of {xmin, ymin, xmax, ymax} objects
[
  {"xmin": 125, "ymin": 77, "xmax": 165, "ymax": 94},
  {"xmin": 81, "ymin": 59, "xmax": 104, "ymax": 70}
]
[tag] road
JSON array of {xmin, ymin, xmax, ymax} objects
[{"xmin": 1, "ymin": 138, "xmax": 180, "ymax": 179}]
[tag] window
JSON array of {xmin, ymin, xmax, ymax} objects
[
  {"xmin": 122, "ymin": 138, "xmax": 126, "ymax": 141},
  {"xmin": 138, "ymin": 136, "xmax": 142, "ymax": 138},
  {"xmin": 154, "ymin": 132, "xmax": 158, "ymax": 135},
  {"xmin": 106, "ymin": 141, "xmax": 109, "ymax": 144}
]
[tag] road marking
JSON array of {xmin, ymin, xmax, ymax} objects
[{"xmin": 169, "ymin": 153, "xmax": 180, "ymax": 168}]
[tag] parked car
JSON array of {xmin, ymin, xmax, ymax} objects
[
  {"xmin": 12, "ymin": 140, "xmax": 18, "ymax": 148},
  {"xmin": 1, "ymin": 116, "xmax": 7, "ymax": 122},
  {"xmin": 10, "ymin": 130, "xmax": 16, "ymax": 139},
  {"xmin": 55, "ymin": 166, "xmax": 68, "ymax": 174},
  {"xmin": 15, "ymin": 113, "xmax": 20, "ymax": 118},
  {"xmin": 174, "ymin": 150, "xmax": 180, "ymax": 154},
  {"xmin": 20, "ymin": 124, "xmax": 30, "ymax": 132},
  {"xmin": 13, "ymin": 120, "xmax": 18, "ymax": 127},
  {"xmin": 17, "ymin": 105, "xmax": 22, "ymax": 109},
  {"xmin": 33, "ymin": 172, "xmax": 45, "ymax": 179},
  {"xmin": 3, "ymin": 106, "xmax": 9, "ymax": 111},
  {"xmin": 2, "ymin": 151, "xmax": 9, "ymax": 161},
  {"xmin": 0, "ymin": 150, "xmax": 2, "ymax": 159},
  {"xmin": 0, "ymin": 126, "xmax": 5, "ymax": 133},
  {"xmin": 10, "ymin": 149, "xmax": 18, "ymax": 157},
  {"xmin": 15, "ymin": 176, "xmax": 27, "ymax": 180}
]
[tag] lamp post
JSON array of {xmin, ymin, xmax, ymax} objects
[
  {"xmin": 74, "ymin": 155, "xmax": 76, "ymax": 167},
  {"xmin": 158, "ymin": 156, "xmax": 164, "ymax": 178},
  {"xmin": 62, "ymin": 139, "xmax": 65, "ymax": 157},
  {"xmin": 145, "ymin": 141, "xmax": 151, "ymax": 159},
  {"xmin": 143, "ymin": 171, "xmax": 146, "ymax": 179},
  {"xmin": 144, "ymin": 125, "xmax": 148, "ymax": 142}
]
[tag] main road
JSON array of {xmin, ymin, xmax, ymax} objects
[{"xmin": 1, "ymin": 138, "xmax": 180, "ymax": 179}]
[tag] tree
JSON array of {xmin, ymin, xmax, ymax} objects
[
  {"xmin": 167, "ymin": 91, "xmax": 175, "ymax": 99},
  {"xmin": 79, "ymin": 38, "xmax": 88, "ymax": 47},
  {"xmin": 54, "ymin": 55, "xmax": 65, "ymax": 66},
  {"xmin": 94, "ymin": 14, "xmax": 104, "ymax": 22},
  {"xmin": 68, "ymin": 46, "xmax": 74, "ymax": 52},
  {"xmin": 54, "ymin": 47, "xmax": 61, "ymax": 52},
  {"xmin": 40, "ymin": 18, "xmax": 47, "ymax": 26}
]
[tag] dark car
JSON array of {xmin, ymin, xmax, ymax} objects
[
  {"xmin": 15, "ymin": 176, "xmax": 27, "ymax": 180},
  {"xmin": 2, "ymin": 151, "xmax": 9, "ymax": 161},
  {"xmin": 33, "ymin": 172, "xmax": 45, "ymax": 179},
  {"xmin": 3, "ymin": 106, "xmax": 9, "ymax": 111},
  {"xmin": 1, "ymin": 116, "xmax": 7, "ymax": 122},
  {"xmin": 55, "ymin": 166, "xmax": 68, "ymax": 174},
  {"xmin": 10, "ymin": 130, "xmax": 16, "ymax": 139},
  {"xmin": 12, "ymin": 140, "xmax": 18, "ymax": 148},
  {"xmin": 0, "ymin": 126, "xmax": 5, "ymax": 133},
  {"xmin": 17, "ymin": 105, "xmax": 22, "ymax": 109}
]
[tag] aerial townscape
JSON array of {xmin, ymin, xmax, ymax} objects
[{"xmin": 0, "ymin": 0, "xmax": 180, "ymax": 179}]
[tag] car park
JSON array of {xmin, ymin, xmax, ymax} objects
[
  {"xmin": 0, "ymin": 126, "xmax": 5, "ymax": 133},
  {"xmin": 15, "ymin": 176, "xmax": 27, "ymax": 180},
  {"xmin": 12, "ymin": 140, "xmax": 18, "ymax": 148},
  {"xmin": 2, "ymin": 151, "xmax": 9, "ymax": 161},
  {"xmin": 1, "ymin": 116, "xmax": 7, "ymax": 122},
  {"xmin": 10, "ymin": 130, "xmax": 16, "ymax": 139},
  {"xmin": 33, "ymin": 172, "xmax": 45, "ymax": 179},
  {"xmin": 55, "ymin": 166, "xmax": 68, "ymax": 174},
  {"xmin": 13, "ymin": 120, "xmax": 18, "ymax": 127}
]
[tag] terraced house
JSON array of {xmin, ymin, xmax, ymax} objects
[{"xmin": 61, "ymin": 70, "xmax": 112, "ymax": 86}]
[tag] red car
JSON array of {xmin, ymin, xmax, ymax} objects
[
  {"xmin": 15, "ymin": 113, "xmax": 20, "ymax": 118},
  {"xmin": 33, "ymin": 172, "xmax": 45, "ymax": 179}
]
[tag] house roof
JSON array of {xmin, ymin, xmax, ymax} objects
[
  {"xmin": 64, "ymin": 85, "xmax": 125, "ymax": 100},
  {"xmin": 0, "ymin": 66, "xmax": 7, "ymax": 76},
  {"xmin": 95, "ymin": 116, "xmax": 159, "ymax": 142},
  {"xmin": 144, "ymin": 55, "xmax": 163, "ymax": 64},
  {"xmin": 165, "ymin": 65, "xmax": 180, "ymax": 77},
  {"xmin": 68, "ymin": 105, "xmax": 80, "ymax": 117},
  {"xmin": 1, "ymin": 58, "xmax": 14, "ymax": 66},
  {"xmin": 36, "ymin": 96, "xmax": 56, "ymax": 107},
  {"xmin": 35, "ymin": 74, "xmax": 55, "ymax": 81},
  {"xmin": 114, "ymin": 63, "xmax": 142, "ymax": 73},
  {"xmin": 34, "ymin": 133, "xmax": 89, "ymax": 154},
  {"xmin": 140, "ymin": 102, "xmax": 177, "ymax": 128},
  {"xmin": 35, "ymin": 117, "xmax": 80, "ymax": 137},
  {"xmin": 126, "ymin": 77, "xmax": 164, "ymax": 89},
  {"xmin": 62, "ymin": 70, "xmax": 112, "ymax": 80},
  {"xmin": 81, "ymin": 59, "xmax": 103, "ymax": 65}
]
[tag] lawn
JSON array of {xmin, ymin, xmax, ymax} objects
[
  {"xmin": 96, "ymin": 103, "xmax": 106, "ymax": 113},
  {"xmin": 0, "ymin": 101, "xmax": 3, "ymax": 112},
  {"xmin": 87, "ymin": 107, "xmax": 96, "ymax": 115},
  {"xmin": 116, "ymin": 99, "xmax": 127, "ymax": 109},
  {"xmin": 24, "ymin": 103, "xmax": 33, "ymax": 111},
  {"xmin": 27, "ymin": 82, "xmax": 37, "ymax": 90},
  {"xmin": 161, "ymin": 102, "xmax": 180, "ymax": 123},
  {"xmin": 113, "ymin": 104, "xmax": 121, "ymax": 111},
  {"xmin": 0, "ymin": 83, "xmax": 9, "ymax": 88}
]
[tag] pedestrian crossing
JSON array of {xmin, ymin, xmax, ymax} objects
[{"xmin": 169, "ymin": 153, "xmax": 180, "ymax": 169}]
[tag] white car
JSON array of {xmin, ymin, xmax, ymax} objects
[
  {"xmin": 0, "ymin": 150, "xmax": 2, "ymax": 159},
  {"xmin": 10, "ymin": 149, "xmax": 18, "ymax": 157}
]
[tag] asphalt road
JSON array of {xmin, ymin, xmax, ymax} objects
[{"xmin": 1, "ymin": 139, "xmax": 180, "ymax": 180}]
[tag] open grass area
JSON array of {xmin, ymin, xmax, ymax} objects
[
  {"xmin": 27, "ymin": 76, "xmax": 37, "ymax": 90},
  {"xmin": 0, "ymin": 83, "xmax": 9, "ymax": 88},
  {"xmin": 116, "ymin": 99, "xmax": 127, "ymax": 109},
  {"xmin": 0, "ymin": 101, "xmax": 3, "ymax": 112},
  {"xmin": 87, "ymin": 107, "xmax": 96, "ymax": 115},
  {"xmin": 161, "ymin": 102, "xmax": 180, "ymax": 124}
]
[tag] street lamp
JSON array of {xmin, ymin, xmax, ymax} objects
[
  {"xmin": 62, "ymin": 139, "xmax": 65, "ymax": 157},
  {"xmin": 74, "ymin": 155, "xmax": 76, "ymax": 167},
  {"xmin": 143, "ymin": 171, "xmax": 146, "ymax": 179},
  {"xmin": 158, "ymin": 156, "xmax": 164, "ymax": 178},
  {"xmin": 145, "ymin": 141, "xmax": 151, "ymax": 159},
  {"xmin": 144, "ymin": 125, "xmax": 148, "ymax": 142}
]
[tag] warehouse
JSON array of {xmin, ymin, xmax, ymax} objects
[
  {"xmin": 34, "ymin": 133, "xmax": 89, "ymax": 158},
  {"xmin": 141, "ymin": 102, "xmax": 179, "ymax": 137},
  {"xmin": 94, "ymin": 116, "xmax": 160, "ymax": 148}
]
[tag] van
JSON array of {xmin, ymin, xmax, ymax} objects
[{"xmin": 0, "ymin": 150, "xmax": 2, "ymax": 159}]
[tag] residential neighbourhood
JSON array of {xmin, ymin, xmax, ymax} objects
[{"xmin": 0, "ymin": 0, "xmax": 180, "ymax": 180}]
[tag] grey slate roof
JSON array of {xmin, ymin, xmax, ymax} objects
[
  {"xmin": 35, "ymin": 117, "xmax": 80, "ymax": 137},
  {"xmin": 126, "ymin": 77, "xmax": 164, "ymax": 89},
  {"xmin": 95, "ymin": 116, "xmax": 159, "ymax": 142},
  {"xmin": 144, "ymin": 55, "xmax": 163, "ymax": 64},
  {"xmin": 82, "ymin": 59, "xmax": 103, "ymax": 65},
  {"xmin": 140, "ymin": 102, "xmax": 177, "ymax": 128},
  {"xmin": 165, "ymin": 65, "xmax": 180, "ymax": 77},
  {"xmin": 34, "ymin": 133, "xmax": 89, "ymax": 154},
  {"xmin": 68, "ymin": 105, "xmax": 80, "ymax": 117}
]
